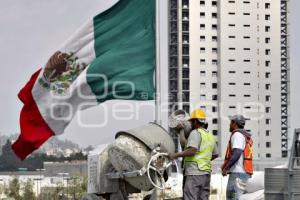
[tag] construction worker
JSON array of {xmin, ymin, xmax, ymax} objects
[
  {"xmin": 221, "ymin": 115, "xmax": 253, "ymax": 200},
  {"xmin": 169, "ymin": 109, "xmax": 218, "ymax": 200}
]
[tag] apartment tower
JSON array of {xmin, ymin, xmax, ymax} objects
[{"xmin": 168, "ymin": 0, "xmax": 290, "ymax": 159}]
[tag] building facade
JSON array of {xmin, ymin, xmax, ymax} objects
[{"xmin": 168, "ymin": 0, "xmax": 290, "ymax": 159}]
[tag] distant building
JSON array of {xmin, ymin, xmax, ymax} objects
[{"xmin": 44, "ymin": 161, "xmax": 87, "ymax": 177}]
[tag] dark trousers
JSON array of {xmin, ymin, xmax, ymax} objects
[{"xmin": 183, "ymin": 175, "xmax": 211, "ymax": 200}]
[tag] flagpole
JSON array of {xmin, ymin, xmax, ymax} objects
[{"xmin": 155, "ymin": 0, "xmax": 162, "ymax": 125}]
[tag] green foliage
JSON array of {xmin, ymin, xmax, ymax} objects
[
  {"xmin": 7, "ymin": 178, "xmax": 22, "ymax": 200},
  {"xmin": 22, "ymin": 180, "xmax": 36, "ymax": 200},
  {"xmin": 68, "ymin": 177, "xmax": 88, "ymax": 199}
]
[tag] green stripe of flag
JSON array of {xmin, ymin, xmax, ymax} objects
[{"xmin": 87, "ymin": 0, "xmax": 155, "ymax": 102}]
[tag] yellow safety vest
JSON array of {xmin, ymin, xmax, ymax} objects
[{"xmin": 184, "ymin": 128, "xmax": 216, "ymax": 172}]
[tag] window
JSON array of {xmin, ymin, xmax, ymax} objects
[
  {"xmin": 229, "ymin": 24, "xmax": 236, "ymax": 27},
  {"xmin": 244, "ymin": 24, "xmax": 250, "ymax": 27},
  {"xmin": 265, "ymin": 49, "xmax": 271, "ymax": 55},
  {"xmin": 183, "ymin": 34, "xmax": 189, "ymax": 44},
  {"xmin": 265, "ymin": 72, "xmax": 271, "ymax": 78},
  {"xmin": 265, "ymin": 37, "xmax": 271, "ymax": 44},
  {"xmin": 212, "ymin": 106, "xmax": 217, "ymax": 112},
  {"xmin": 265, "ymin": 84, "xmax": 271, "ymax": 90},
  {"xmin": 243, "ymin": 36, "xmax": 251, "ymax": 39},
  {"xmin": 244, "ymin": 94, "xmax": 251, "ymax": 97},
  {"xmin": 244, "ymin": 106, "xmax": 251, "ymax": 109},
  {"xmin": 228, "ymin": 1, "xmax": 235, "ymax": 3},
  {"xmin": 229, "ymin": 59, "xmax": 236, "ymax": 62},
  {"xmin": 200, "ymin": 71, "xmax": 206, "ymax": 76},
  {"xmin": 183, "ymin": 92, "xmax": 189, "ymax": 102},
  {"xmin": 244, "ymin": 71, "xmax": 251, "ymax": 74},
  {"xmin": 265, "ymin": 14, "xmax": 270, "ymax": 20},
  {"xmin": 213, "ymin": 130, "xmax": 218, "ymax": 136},
  {"xmin": 200, "ymin": 94, "xmax": 206, "ymax": 100},
  {"xmin": 200, "ymin": 47, "xmax": 205, "ymax": 53},
  {"xmin": 212, "ymin": 24, "xmax": 218, "ymax": 30},
  {"xmin": 183, "ymin": 69, "xmax": 189, "ymax": 78},
  {"xmin": 212, "ymin": 59, "xmax": 218, "ymax": 65},
  {"xmin": 212, "ymin": 118, "xmax": 218, "ymax": 124},
  {"xmin": 266, "ymin": 130, "xmax": 270, "ymax": 136},
  {"xmin": 243, "ymin": 1, "xmax": 250, "ymax": 4},
  {"xmin": 212, "ymin": 36, "xmax": 218, "ymax": 42},
  {"xmin": 212, "ymin": 48, "xmax": 218, "ymax": 53},
  {"xmin": 266, "ymin": 153, "xmax": 271, "ymax": 158},
  {"xmin": 229, "ymin": 12, "xmax": 235, "ymax": 15},
  {"xmin": 200, "ymin": 24, "xmax": 205, "ymax": 30},
  {"xmin": 266, "ymin": 95, "xmax": 271, "ymax": 102},
  {"xmin": 229, "ymin": 35, "xmax": 236, "ymax": 39},
  {"xmin": 244, "ymin": 48, "xmax": 251, "ymax": 51},
  {"xmin": 212, "ymin": 71, "xmax": 218, "ymax": 77},
  {"xmin": 229, "ymin": 71, "xmax": 236, "ymax": 74},
  {"xmin": 265, "ymin": 26, "xmax": 270, "ymax": 32},
  {"xmin": 212, "ymin": 83, "xmax": 218, "ymax": 89},
  {"xmin": 212, "ymin": 95, "xmax": 218, "ymax": 100},
  {"xmin": 265, "ymin": 3, "xmax": 270, "ymax": 9},
  {"xmin": 200, "ymin": 1, "xmax": 205, "ymax": 5},
  {"xmin": 212, "ymin": 13, "xmax": 218, "ymax": 18},
  {"xmin": 183, "ymin": 47, "xmax": 189, "ymax": 55},
  {"xmin": 212, "ymin": 1, "xmax": 217, "ymax": 6},
  {"xmin": 200, "ymin": 105, "xmax": 206, "ymax": 110},
  {"xmin": 200, "ymin": 83, "xmax": 206, "ymax": 89},
  {"xmin": 229, "ymin": 94, "xmax": 236, "ymax": 97},
  {"xmin": 229, "ymin": 82, "xmax": 236, "ymax": 85},
  {"xmin": 183, "ymin": 105, "xmax": 190, "ymax": 113},
  {"xmin": 200, "ymin": 59, "xmax": 206, "ymax": 65},
  {"xmin": 229, "ymin": 106, "xmax": 236, "ymax": 109},
  {"xmin": 183, "ymin": 80, "xmax": 189, "ymax": 90},
  {"xmin": 183, "ymin": 23, "xmax": 189, "ymax": 31},
  {"xmin": 200, "ymin": 12, "xmax": 205, "ymax": 18},
  {"xmin": 244, "ymin": 59, "xmax": 251, "ymax": 63},
  {"xmin": 266, "ymin": 118, "xmax": 271, "ymax": 125},
  {"xmin": 229, "ymin": 47, "xmax": 236, "ymax": 50},
  {"xmin": 244, "ymin": 83, "xmax": 251, "ymax": 86},
  {"xmin": 266, "ymin": 107, "xmax": 271, "ymax": 113},
  {"xmin": 243, "ymin": 13, "xmax": 250, "ymax": 16},
  {"xmin": 200, "ymin": 35, "xmax": 205, "ymax": 41}
]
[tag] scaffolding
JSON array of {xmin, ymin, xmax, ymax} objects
[{"xmin": 280, "ymin": 0, "xmax": 290, "ymax": 158}]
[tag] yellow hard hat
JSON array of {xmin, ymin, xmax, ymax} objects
[{"xmin": 189, "ymin": 109, "xmax": 206, "ymax": 121}]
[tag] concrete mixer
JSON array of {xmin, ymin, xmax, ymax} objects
[{"xmin": 82, "ymin": 123, "xmax": 179, "ymax": 200}]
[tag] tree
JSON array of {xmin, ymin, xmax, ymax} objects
[
  {"xmin": 0, "ymin": 182, "xmax": 5, "ymax": 198},
  {"xmin": 22, "ymin": 180, "xmax": 36, "ymax": 200},
  {"xmin": 8, "ymin": 177, "xmax": 21, "ymax": 200}
]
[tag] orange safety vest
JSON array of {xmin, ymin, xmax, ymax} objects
[{"xmin": 222, "ymin": 130, "xmax": 253, "ymax": 175}]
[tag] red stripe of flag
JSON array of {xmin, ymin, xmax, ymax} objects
[{"xmin": 12, "ymin": 69, "xmax": 54, "ymax": 160}]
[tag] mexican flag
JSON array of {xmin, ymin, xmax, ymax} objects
[{"xmin": 12, "ymin": 0, "xmax": 155, "ymax": 160}]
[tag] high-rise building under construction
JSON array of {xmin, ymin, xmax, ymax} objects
[{"xmin": 168, "ymin": 0, "xmax": 290, "ymax": 159}]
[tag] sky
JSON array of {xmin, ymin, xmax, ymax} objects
[{"xmin": 0, "ymin": 0, "xmax": 299, "ymax": 148}]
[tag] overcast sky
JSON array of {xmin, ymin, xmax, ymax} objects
[{"xmin": 0, "ymin": 0, "xmax": 299, "ymax": 147}]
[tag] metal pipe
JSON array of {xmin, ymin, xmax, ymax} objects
[{"xmin": 155, "ymin": 0, "xmax": 162, "ymax": 125}]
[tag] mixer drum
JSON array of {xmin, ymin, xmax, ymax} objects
[{"xmin": 108, "ymin": 123, "xmax": 175, "ymax": 191}]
